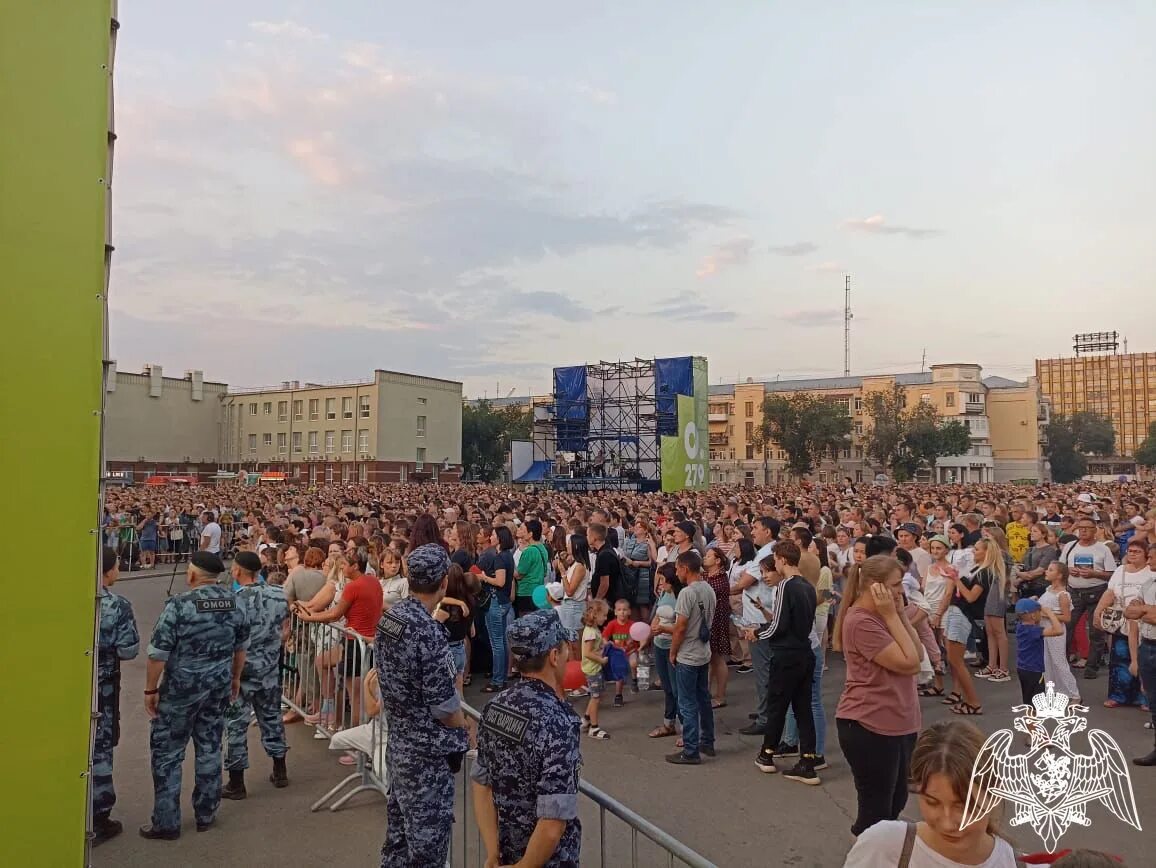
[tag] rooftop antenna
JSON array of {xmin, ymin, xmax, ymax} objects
[
  {"xmin": 843, "ymin": 274, "xmax": 852, "ymax": 376},
  {"xmin": 1123, "ymin": 336, "xmax": 1129, "ymax": 354},
  {"xmin": 921, "ymin": 348, "xmax": 927, "ymax": 372}
]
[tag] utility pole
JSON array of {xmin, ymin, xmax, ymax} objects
[
  {"xmin": 843, "ymin": 274, "xmax": 852, "ymax": 377},
  {"xmin": 921, "ymin": 348, "xmax": 927, "ymax": 372}
]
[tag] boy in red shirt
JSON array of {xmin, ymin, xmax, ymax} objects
[{"xmin": 602, "ymin": 599, "xmax": 640, "ymax": 706}]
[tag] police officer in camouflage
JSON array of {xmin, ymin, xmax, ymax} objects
[
  {"xmin": 140, "ymin": 551, "xmax": 250, "ymax": 840},
  {"xmin": 375, "ymin": 543, "xmax": 467, "ymax": 868},
  {"xmin": 473, "ymin": 609, "xmax": 583, "ymax": 867},
  {"xmin": 222, "ymin": 550, "xmax": 290, "ymax": 799},
  {"xmin": 92, "ymin": 546, "xmax": 140, "ymax": 845}
]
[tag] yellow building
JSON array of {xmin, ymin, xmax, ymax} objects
[
  {"xmin": 708, "ymin": 364, "xmax": 1049, "ymax": 485},
  {"xmin": 1036, "ymin": 351, "xmax": 1156, "ymax": 456}
]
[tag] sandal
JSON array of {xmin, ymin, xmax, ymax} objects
[
  {"xmin": 481, "ymin": 682, "xmax": 503, "ymax": 693},
  {"xmin": 1072, "ymin": 658, "xmax": 1086, "ymax": 669},
  {"xmin": 648, "ymin": 724, "xmax": 677, "ymax": 738},
  {"xmin": 711, "ymin": 700, "xmax": 728, "ymax": 709},
  {"xmin": 675, "ymin": 737, "xmax": 684, "ymax": 749},
  {"xmin": 919, "ymin": 686, "xmax": 945, "ymax": 697},
  {"xmin": 952, "ymin": 702, "xmax": 983, "ymax": 716},
  {"xmin": 1103, "ymin": 699, "xmax": 1123, "ymax": 708},
  {"xmin": 463, "ymin": 675, "xmax": 472, "ymax": 687},
  {"xmin": 974, "ymin": 667, "xmax": 995, "ymax": 679},
  {"xmin": 588, "ymin": 726, "xmax": 610, "ymax": 740},
  {"xmin": 941, "ymin": 692, "xmax": 963, "ymax": 706}
]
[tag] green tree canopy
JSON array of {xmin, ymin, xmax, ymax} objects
[
  {"xmin": 1068, "ymin": 411, "xmax": 1117, "ymax": 456},
  {"xmin": 759, "ymin": 393, "xmax": 852, "ymax": 477},
  {"xmin": 462, "ymin": 400, "xmax": 532, "ymax": 482},
  {"xmin": 864, "ymin": 386, "xmax": 976, "ymax": 481},
  {"xmin": 1135, "ymin": 421, "xmax": 1156, "ymax": 469}
]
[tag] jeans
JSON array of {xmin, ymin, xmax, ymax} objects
[
  {"xmin": 783, "ymin": 649, "xmax": 827, "ymax": 755},
  {"xmin": 837, "ymin": 718, "xmax": 917, "ymax": 836},
  {"xmin": 750, "ymin": 638, "xmax": 773, "ymax": 727},
  {"xmin": 674, "ymin": 661, "xmax": 713, "ymax": 758},
  {"xmin": 653, "ymin": 645, "xmax": 680, "ymax": 725},
  {"xmin": 760, "ymin": 648, "xmax": 815, "ymax": 755},
  {"xmin": 484, "ymin": 599, "xmax": 513, "ymax": 686},
  {"xmin": 1067, "ymin": 585, "xmax": 1108, "ymax": 671},
  {"xmin": 1139, "ymin": 641, "xmax": 1156, "ymax": 739}
]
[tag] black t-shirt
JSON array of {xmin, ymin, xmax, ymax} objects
[
  {"xmin": 593, "ymin": 546, "xmax": 624, "ymax": 603},
  {"xmin": 953, "ymin": 570, "xmax": 989, "ymax": 621},
  {"xmin": 451, "ymin": 549, "xmax": 475, "ymax": 571}
]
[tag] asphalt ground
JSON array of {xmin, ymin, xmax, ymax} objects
[{"xmin": 93, "ymin": 574, "xmax": 1156, "ymax": 867}]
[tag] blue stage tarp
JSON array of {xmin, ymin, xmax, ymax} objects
[
  {"xmin": 513, "ymin": 460, "xmax": 552, "ymax": 483},
  {"xmin": 655, "ymin": 356, "xmax": 693, "ymax": 436},
  {"xmin": 554, "ymin": 365, "xmax": 589, "ymax": 451}
]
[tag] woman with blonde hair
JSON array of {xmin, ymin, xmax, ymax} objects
[
  {"xmin": 975, "ymin": 537, "xmax": 1011, "ymax": 683},
  {"xmin": 834, "ymin": 555, "xmax": 923, "ymax": 836},
  {"xmin": 843, "ymin": 719, "xmax": 1020, "ymax": 866}
]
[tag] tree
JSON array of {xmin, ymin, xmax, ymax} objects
[
  {"xmin": 1136, "ymin": 421, "xmax": 1156, "ymax": 470},
  {"xmin": 759, "ymin": 393, "xmax": 852, "ymax": 477},
  {"xmin": 864, "ymin": 385, "xmax": 976, "ymax": 482},
  {"xmin": 461, "ymin": 400, "xmax": 532, "ymax": 482},
  {"xmin": 1044, "ymin": 412, "xmax": 1117, "ymax": 483}
]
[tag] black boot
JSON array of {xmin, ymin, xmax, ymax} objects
[
  {"xmin": 1133, "ymin": 748, "xmax": 1156, "ymax": 767},
  {"xmin": 270, "ymin": 756, "xmax": 289, "ymax": 789},
  {"xmin": 221, "ymin": 769, "xmax": 247, "ymax": 800},
  {"xmin": 91, "ymin": 814, "xmax": 123, "ymax": 846}
]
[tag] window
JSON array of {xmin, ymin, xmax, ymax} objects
[
  {"xmin": 342, "ymin": 397, "xmax": 353, "ymax": 419},
  {"xmin": 417, "ymin": 396, "xmax": 427, "ymax": 405},
  {"xmin": 308, "ymin": 431, "xmax": 319, "ymax": 454},
  {"xmin": 967, "ymin": 393, "xmax": 982, "ymax": 404},
  {"xmin": 946, "ymin": 392, "xmax": 955, "ymax": 407},
  {"xmin": 262, "ymin": 433, "xmax": 272, "ymax": 446},
  {"xmin": 247, "ymin": 434, "xmax": 257, "ymax": 454},
  {"xmin": 854, "ymin": 422, "xmax": 863, "ymax": 435},
  {"xmin": 745, "ymin": 401, "xmax": 754, "ymax": 418},
  {"xmin": 325, "ymin": 430, "xmax": 335, "ymax": 453},
  {"xmin": 853, "ymin": 396, "xmax": 863, "ymax": 413},
  {"xmin": 277, "ymin": 433, "xmax": 287, "ymax": 454},
  {"xmin": 248, "ymin": 402, "xmax": 258, "ymax": 416},
  {"xmin": 325, "ymin": 398, "xmax": 336, "ymax": 420},
  {"xmin": 855, "ymin": 446, "xmax": 863, "ymax": 459},
  {"xmin": 293, "ymin": 465, "xmax": 302, "ymax": 478},
  {"xmin": 842, "ymin": 447, "xmax": 851, "ymax": 459},
  {"xmin": 291, "ymin": 431, "xmax": 302, "ymax": 453},
  {"xmin": 325, "ymin": 465, "xmax": 334, "ymax": 483},
  {"xmin": 745, "ymin": 445, "xmax": 755, "ymax": 460},
  {"xmin": 278, "ymin": 400, "xmax": 288, "ymax": 422},
  {"xmin": 342, "ymin": 464, "xmax": 352, "ymax": 483},
  {"xmin": 359, "ymin": 395, "xmax": 370, "ymax": 419},
  {"xmin": 745, "ymin": 421, "xmax": 754, "ymax": 439},
  {"xmin": 341, "ymin": 430, "xmax": 353, "ymax": 452},
  {"xmin": 358, "ymin": 464, "xmax": 368, "ymax": 483},
  {"xmin": 855, "ymin": 470, "xmax": 863, "ymax": 483},
  {"xmin": 417, "ymin": 415, "xmax": 427, "ymax": 437},
  {"xmin": 263, "ymin": 401, "xmax": 272, "ymax": 415},
  {"xmin": 416, "ymin": 447, "xmax": 427, "ymax": 467},
  {"xmin": 358, "ymin": 430, "xmax": 369, "ymax": 453},
  {"xmin": 920, "ymin": 393, "xmax": 931, "ymax": 404},
  {"xmin": 293, "ymin": 400, "xmax": 303, "ymax": 421},
  {"xmin": 309, "ymin": 399, "xmax": 319, "ymax": 421}
]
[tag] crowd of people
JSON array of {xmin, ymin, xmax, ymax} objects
[{"xmin": 94, "ymin": 478, "xmax": 1156, "ymax": 866}]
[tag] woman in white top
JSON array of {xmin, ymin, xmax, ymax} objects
[
  {"xmin": 843, "ymin": 720, "xmax": 1020, "ymax": 868},
  {"xmin": 559, "ymin": 534, "xmax": 591, "ymax": 650},
  {"xmin": 1096, "ymin": 537, "xmax": 1153, "ymax": 709},
  {"xmin": 1038, "ymin": 562, "xmax": 1080, "ymax": 702}
]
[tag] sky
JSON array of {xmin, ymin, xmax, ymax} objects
[{"xmin": 109, "ymin": 1, "xmax": 1156, "ymax": 397}]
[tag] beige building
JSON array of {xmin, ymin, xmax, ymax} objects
[
  {"xmin": 708, "ymin": 364, "xmax": 1050, "ymax": 486},
  {"xmin": 103, "ymin": 363, "xmax": 227, "ymax": 480},
  {"xmin": 1036, "ymin": 350, "xmax": 1156, "ymax": 456},
  {"xmin": 220, "ymin": 369, "xmax": 463, "ymax": 484}
]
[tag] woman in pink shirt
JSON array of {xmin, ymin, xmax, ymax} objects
[{"xmin": 833, "ymin": 555, "xmax": 924, "ymax": 836}]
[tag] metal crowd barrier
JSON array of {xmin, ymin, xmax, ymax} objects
[
  {"xmin": 280, "ymin": 615, "xmax": 388, "ymax": 811},
  {"xmin": 454, "ymin": 701, "xmax": 716, "ymax": 868}
]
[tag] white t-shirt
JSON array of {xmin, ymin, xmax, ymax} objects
[
  {"xmin": 201, "ymin": 522, "xmax": 222, "ymax": 553},
  {"xmin": 843, "ymin": 821, "xmax": 1018, "ymax": 868},
  {"xmin": 1107, "ymin": 565, "xmax": 1153, "ymax": 606},
  {"xmin": 564, "ymin": 562, "xmax": 590, "ymax": 603},
  {"xmin": 1060, "ymin": 541, "xmax": 1117, "ymax": 589}
]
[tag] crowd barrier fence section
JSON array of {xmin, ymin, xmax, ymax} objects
[{"xmin": 280, "ymin": 616, "xmax": 387, "ymax": 812}]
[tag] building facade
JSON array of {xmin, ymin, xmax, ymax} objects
[
  {"xmin": 220, "ymin": 369, "xmax": 463, "ymax": 484},
  {"xmin": 707, "ymin": 364, "xmax": 1049, "ymax": 486},
  {"xmin": 1036, "ymin": 350, "xmax": 1156, "ymax": 456},
  {"xmin": 103, "ymin": 363, "xmax": 227, "ymax": 481}
]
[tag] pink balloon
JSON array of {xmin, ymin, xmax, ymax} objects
[{"xmin": 629, "ymin": 621, "xmax": 651, "ymax": 643}]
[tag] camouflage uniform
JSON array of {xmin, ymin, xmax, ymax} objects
[
  {"xmin": 375, "ymin": 594, "xmax": 467, "ymax": 867},
  {"xmin": 93, "ymin": 587, "xmax": 140, "ymax": 820},
  {"xmin": 224, "ymin": 582, "xmax": 289, "ymax": 771},
  {"xmin": 147, "ymin": 584, "xmax": 250, "ymax": 831},
  {"xmin": 472, "ymin": 609, "xmax": 583, "ymax": 867}
]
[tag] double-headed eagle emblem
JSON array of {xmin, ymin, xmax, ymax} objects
[{"xmin": 961, "ymin": 681, "xmax": 1142, "ymax": 852}]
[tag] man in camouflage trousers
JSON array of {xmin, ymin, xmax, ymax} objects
[
  {"xmin": 92, "ymin": 546, "xmax": 140, "ymax": 845},
  {"xmin": 222, "ymin": 551, "xmax": 290, "ymax": 798},
  {"xmin": 140, "ymin": 551, "xmax": 249, "ymax": 840}
]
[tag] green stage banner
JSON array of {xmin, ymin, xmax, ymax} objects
[{"xmin": 661, "ymin": 358, "xmax": 709, "ymax": 492}]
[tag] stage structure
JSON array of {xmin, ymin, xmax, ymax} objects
[{"xmin": 516, "ymin": 357, "xmax": 708, "ymax": 493}]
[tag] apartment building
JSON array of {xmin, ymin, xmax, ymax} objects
[
  {"xmin": 103, "ymin": 363, "xmax": 228, "ymax": 480},
  {"xmin": 220, "ymin": 369, "xmax": 463, "ymax": 484},
  {"xmin": 1036, "ymin": 350, "xmax": 1156, "ymax": 456},
  {"xmin": 707, "ymin": 363, "xmax": 1049, "ymax": 486}
]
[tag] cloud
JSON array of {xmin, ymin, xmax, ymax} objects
[
  {"xmin": 807, "ymin": 261, "xmax": 844, "ymax": 273},
  {"xmin": 780, "ymin": 309, "xmax": 842, "ymax": 327},
  {"xmin": 843, "ymin": 214, "xmax": 941, "ymax": 239},
  {"xmin": 696, "ymin": 236, "xmax": 755, "ymax": 278},
  {"xmin": 249, "ymin": 20, "xmax": 328, "ymax": 40},
  {"xmin": 652, "ymin": 291, "xmax": 737, "ymax": 322},
  {"xmin": 286, "ymin": 137, "xmax": 345, "ymax": 185},
  {"xmin": 768, "ymin": 241, "xmax": 817, "ymax": 257}
]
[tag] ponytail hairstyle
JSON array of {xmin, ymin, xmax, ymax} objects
[{"xmin": 832, "ymin": 554, "xmax": 902, "ymax": 652}]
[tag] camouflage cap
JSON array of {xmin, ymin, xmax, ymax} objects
[
  {"xmin": 406, "ymin": 543, "xmax": 450, "ymax": 589},
  {"xmin": 507, "ymin": 608, "xmax": 574, "ymax": 659}
]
